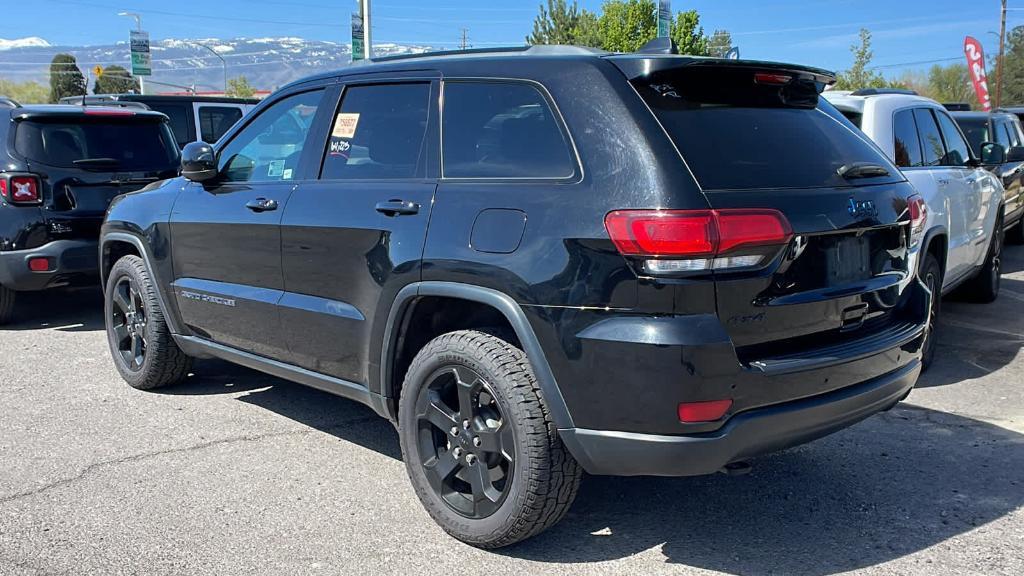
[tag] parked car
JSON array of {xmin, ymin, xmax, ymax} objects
[
  {"xmin": 59, "ymin": 94, "xmax": 258, "ymax": 148},
  {"xmin": 997, "ymin": 105, "xmax": 1024, "ymax": 124},
  {"xmin": 950, "ymin": 110, "xmax": 1024, "ymax": 243},
  {"xmin": 825, "ymin": 90, "xmax": 1005, "ymax": 368},
  {"xmin": 101, "ymin": 45, "xmax": 930, "ymax": 548},
  {"xmin": 0, "ymin": 105, "xmax": 180, "ymax": 325}
]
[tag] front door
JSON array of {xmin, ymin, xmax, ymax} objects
[
  {"xmin": 170, "ymin": 88, "xmax": 328, "ymax": 359},
  {"xmin": 278, "ymin": 80, "xmax": 438, "ymax": 384}
]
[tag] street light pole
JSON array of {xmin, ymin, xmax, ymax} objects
[
  {"xmin": 118, "ymin": 11, "xmax": 144, "ymax": 95},
  {"xmin": 997, "ymin": 0, "xmax": 1007, "ymax": 109},
  {"xmin": 194, "ymin": 42, "xmax": 228, "ymax": 94}
]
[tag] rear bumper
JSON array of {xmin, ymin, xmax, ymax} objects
[
  {"xmin": 560, "ymin": 359, "xmax": 920, "ymax": 477},
  {"xmin": 0, "ymin": 240, "xmax": 99, "ymax": 291}
]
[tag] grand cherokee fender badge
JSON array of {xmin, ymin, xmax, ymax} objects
[{"xmin": 180, "ymin": 290, "xmax": 236, "ymax": 307}]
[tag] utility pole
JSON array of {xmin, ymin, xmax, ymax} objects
[
  {"xmin": 194, "ymin": 42, "xmax": 227, "ymax": 95},
  {"xmin": 997, "ymin": 0, "xmax": 1007, "ymax": 109},
  {"xmin": 459, "ymin": 28, "xmax": 471, "ymax": 51}
]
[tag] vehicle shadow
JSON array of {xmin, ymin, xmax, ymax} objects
[
  {"xmin": 916, "ymin": 274, "xmax": 1024, "ymax": 389},
  {"xmin": 163, "ymin": 357, "xmax": 1023, "ymax": 574},
  {"xmin": 502, "ymin": 405, "xmax": 1024, "ymax": 574},
  {"xmin": 1, "ymin": 287, "xmax": 104, "ymax": 332}
]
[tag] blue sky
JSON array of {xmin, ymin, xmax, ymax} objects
[{"xmin": 5, "ymin": 0, "xmax": 1023, "ymax": 76}]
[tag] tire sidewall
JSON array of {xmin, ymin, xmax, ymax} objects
[
  {"xmin": 921, "ymin": 254, "xmax": 942, "ymax": 369},
  {"xmin": 104, "ymin": 257, "xmax": 158, "ymax": 386},
  {"xmin": 398, "ymin": 337, "xmax": 532, "ymax": 541}
]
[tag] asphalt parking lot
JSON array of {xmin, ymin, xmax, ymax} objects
[{"xmin": 0, "ymin": 247, "xmax": 1021, "ymax": 576}]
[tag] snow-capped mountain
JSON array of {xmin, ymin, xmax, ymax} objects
[
  {"xmin": 0, "ymin": 37, "xmax": 436, "ymax": 92},
  {"xmin": 0, "ymin": 37, "xmax": 51, "ymax": 51}
]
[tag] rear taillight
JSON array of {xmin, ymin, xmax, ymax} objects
[
  {"xmin": 604, "ymin": 209, "xmax": 792, "ymax": 273},
  {"xmin": 0, "ymin": 174, "xmax": 42, "ymax": 205},
  {"xmin": 908, "ymin": 195, "xmax": 927, "ymax": 237}
]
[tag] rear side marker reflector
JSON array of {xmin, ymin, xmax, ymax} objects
[
  {"xmin": 28, "ymin": 257, "xmax": 51, "ymax": 272},
  {"xmin": 678, "ymin": 399, "xmax": 733, "ymax": 423}
]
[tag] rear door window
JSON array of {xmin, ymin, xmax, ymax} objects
[
  {"xmin": 893, "ymin": 109, "xmax": 924, "ymax": 168},
  {"xmin": 913, "ymin": 109, "xmax": 946, "ymax": 166},
  {"xmin": 442, "ymin": 81, "xmax": 575, "ymax": 179},
  {"xmin": 320, "ymin": 83, "xmax": 431, "ymax": 180},
  {"xmin": 14, "ymin": 117, "xmax": 179, "ymax": 170},
  {"xmin": 935, "ymin": 111, "xmax": 971, "ymax": 166},
  {"xmin": 145, "ymin": 102, "xmax": 192, "ymax": 147},
  {"xmin": 632, "ymin": 68, "xmax": 900, "ymax": 190},
  {"xmin": 198, "ymin": 106, "xmax": 244, "ymax": 144}
]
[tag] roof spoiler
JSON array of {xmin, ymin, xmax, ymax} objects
[{"xmin": 611, "ymin": 56, "xmax": 836, "ymax": 87}]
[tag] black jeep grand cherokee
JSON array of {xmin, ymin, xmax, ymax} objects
[
  {"xmin": 0, "ymin": 105, "xmax": 179, "ymax": 324},
  {"xmin": 99, "ymin": 45, "xmax": 930, "ymax": 548}
]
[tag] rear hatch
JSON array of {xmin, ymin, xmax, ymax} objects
[
  {"xmin": 616, "ymin": 59, "xmax": 922, "ymax": 365},
  {"xmin": 12, "ymin": 108, "xmax": 180, "ymax": 241}
]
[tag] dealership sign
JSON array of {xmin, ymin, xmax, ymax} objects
[
  {"xmin": 964, "ymin": 36, "xmax": 991, "ymax": 111},
  {"xmin": 129, "ymin": 30, "xmax": 151, "ymax": 76}
]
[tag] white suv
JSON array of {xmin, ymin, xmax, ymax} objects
[{"xmin": 824, "ymin": 89, "xmax": 1005, "ymax": 368}]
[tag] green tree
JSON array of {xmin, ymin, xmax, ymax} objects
[
  {"xmin": 226, "ymin": 76, "xmax": 256, "ymax": 98},
  {"xmin": 0, "ymin": 79, "xmax": 49, "ymax": 104},
  {"xmin": 999, "ymin": 26, "xmax": 1024, "ymax": 106},
  {"xmin": 708, "ymin": 29, "xmax": 733, "ymax": 58},
  {"xmin": 833, "ymin": 29, "xmax": 899, "ymax": 91},
  {"xmin": 93, "ymin": 65, "xmax": 139, "ymax": 95},
  {"xmin": 670, "ymin": 10, "xmax": 709, "ymax": 56},
  {"xmin": 926, "ymin": 63, "xmax": 979, "ymax": 107},
  {"xmin": 527, "ymin": 0, "xmax": 601, "ymax": 47},
  {"xmin": 48, "ymin": 53, "xmax": 87, "ymax": 103}
]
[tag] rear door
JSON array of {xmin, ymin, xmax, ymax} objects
[
  {"xmin": 915, "ymin": 108, "xmax": 972, "ymax": 281},
  {"xmin": 934, "ymin": 109, "xmax": 989, "ymax": 272},
  {"xmin": 277, "ymin": 78, "xmax": 438, "ymax": 384},
  {"xmin": 169, "ymin": 87, "xmax": 327, "ymax": 359}
]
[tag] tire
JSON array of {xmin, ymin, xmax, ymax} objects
[
  {"xmin": 920, "ymin": 253, "xmax": 942, "ymax": 372},
  {"xmin": 104, "ymin": 255, "xmax": 192, "ymax": 389},
  {"xmin": 398, "ymin": 330, "xmax": 582, "ymax": 548},
  {"xmin": 0, "ymin": 284, "xmax": 15, "ymax": 326},
  {"xmin": 962, "ymin": 220, "xmax": 1003, "ymax": 304}
]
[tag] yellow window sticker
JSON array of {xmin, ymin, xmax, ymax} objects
[{"xmin": 332, "ymin": 113, "xmax": 360, "ymax": 139}]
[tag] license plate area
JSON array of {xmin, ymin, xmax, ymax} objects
[{"xmin": 825, "ymin": 235, "xmax": 871, "ymax": 285}]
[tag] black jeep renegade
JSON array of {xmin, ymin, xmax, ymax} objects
[{"xmin": 99, "ymin": 45, "xmax": 931, "ymax": 548}]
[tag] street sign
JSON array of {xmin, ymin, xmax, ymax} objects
[
  {"xmin": 129, "ymin": 30, "xmax": 151, "ymax": 76},
  {"xmin": 351, "ymin": 11, "xmax": 365, "ymax": 62},
  {"xmin": 93, "ymin": 65, "xmax": 103, "ymax": 77},
  {"xmin": 657, "ymin": 1, "xmax": 671, "ymax": 38}
]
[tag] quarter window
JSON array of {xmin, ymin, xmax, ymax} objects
[
  {"xmin": 913, "ymin": 109, "xmax": 946, "ymax": 167},
  {"xmin": 442, "ymin": 82, "xmax": 575, "ymax": 179},
  {"xmin": 893, "ymin": 109, "xmax": 923, "ymax": 168},
  {"xmin": 320, "ymin": 83, "xmax": 431, "ymax": 180},
  {"xmin": 935, "ymin": 111, "xmax": 971, "ymax": 166},
  {"xmin": 219, "ymin": 90, "xmax": 323, "ymax": 183},
  {"xmin": 199, "ymin": 106, "xmax": 244, "ymax": 144}
]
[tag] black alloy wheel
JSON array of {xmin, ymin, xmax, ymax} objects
[
  {"xmin": 920, "ymin": 253, "xmax": 942, "ymax": 370},
  {"xmin": 414, "ymin": 364, "xmax": 515, "ymax": 519},
  {"xmin": 110, "ymin": 275, "xmax": 148, "ymax": 371}
]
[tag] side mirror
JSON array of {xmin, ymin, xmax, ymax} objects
[
  {"xmin": 181, "ymin": 141, "xmax": 218, "ymax": 182},
  {"xmin": 980, "ymin": 142, "xmax": 1006, "ymax": 165},
  {"xmin": 1007, "ymin": 146, "xmax": 1024, "ymax": 163}
]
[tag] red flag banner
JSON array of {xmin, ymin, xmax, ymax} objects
[{"xmin": 964, "ymin": 36, "xmax": 992, "ymax": 111}]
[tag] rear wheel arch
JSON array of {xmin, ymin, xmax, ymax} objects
[
  {"xmin": 380, "ymin": 282, "xmax": 573, "ymax": 430},
  {"xmin": 100, "ymin": 232, "xmax": 183, "ymax": 335},
  {"xmin": 921, "ymin": 227, "xmax": 949, "ymax": 279}
]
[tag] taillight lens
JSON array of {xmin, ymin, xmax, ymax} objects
[
  {"xmin": 0, "ymin": 174, "xmax": 42, "ymax": 205},
  {"xmin": 605, "ymin": 209, "xmax": 792, "ymax": 273},
  {"xmin": 908, "ymin": 195, "xmax": 927, "ymax": 236}
]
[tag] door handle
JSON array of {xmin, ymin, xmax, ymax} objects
[
  {"xmin": 245, "ymin": 198, "xmax": 278, "ymax": 212},
  {"xmin": 375, "ymin": 200, "xmax": 420, "ymax": 216},
  {"xmin": 936, "ymin": 179, "xmax": 951, "ymax": 187}
]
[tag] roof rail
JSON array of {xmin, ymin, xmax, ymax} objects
[
  {"xmin": 0, "ymin": 96, "xmax": 21, "ymax": 109},
  {"xmin": 367, "ymin": 44, "xmax": 606, "ymax": 64},
  {"xmin": 850, "ymin": 88, "xmax": 918, "ymax": 97}
]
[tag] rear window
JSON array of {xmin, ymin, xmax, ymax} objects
[
  {"xmin": 146, "ymin": 102, "xmax": 192, "ymax": 147},
  {"xmin": 198, "ymin": 106, "xmax": 244, "ymax": 144},
  {"xmin": 14, "ymin": 117, "xmax": 179, "ymax": 170},
  {"xmin": 955, "ymin": 116, "xmax": 989, "ymax": 157},
  {"xmin": 632, "ymin": 67, "xmax": 901, "ymax": 191}
]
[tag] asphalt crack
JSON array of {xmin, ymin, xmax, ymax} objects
[{"xmin": 0, "ymin": 416, "xmax": 379, "ymax": 506}]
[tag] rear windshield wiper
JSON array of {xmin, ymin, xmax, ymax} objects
[
  {"xmin": 73, "ymin": 158, "xmax": 121, "ymax": 167},
  {"xmin": 838, "ymin": 162, "xmax": 891, "ymax": 180}
]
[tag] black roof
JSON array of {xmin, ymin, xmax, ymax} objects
[
  {"xmin": 60, "ymin": 94, "xmax": 259, "ymax": 105},
  {"xmin": 950, "ymin": 110, "xmax": 1017, "ymax": 120},
  {"xmin": 9, "ymin": 105, "xmax": 171, "ymax": 122},
  {"xmin": 277, "ymin": 45, "xmax": 837, "ymax": 92}
]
